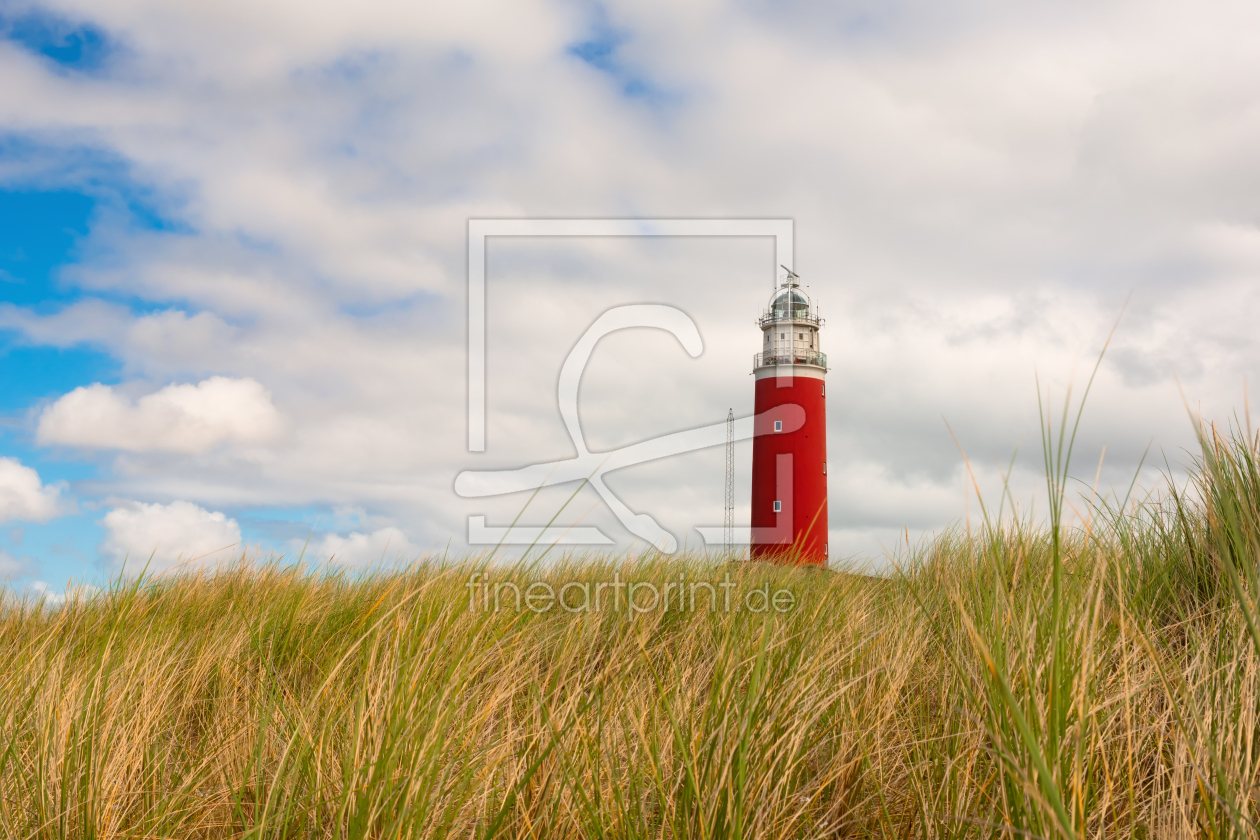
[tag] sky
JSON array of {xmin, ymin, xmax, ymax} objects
[{"xmin": 1, "ymin": 0, "xmax": 1258, "ymax": 592}]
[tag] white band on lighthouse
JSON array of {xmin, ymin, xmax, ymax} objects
[{"xmin": 755, "ymin": 366, "xmax": 826, "ymax": 381}]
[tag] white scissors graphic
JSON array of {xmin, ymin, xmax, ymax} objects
[{"xmin": 455, "ymin": 305, "xmax": 804, "ymax": 552}]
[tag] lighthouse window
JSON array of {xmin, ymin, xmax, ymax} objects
[
  {"xmin": 773, "ymin": 500, "xmax": 781, "ymax": 513},
  {"xmin": 780, "ymin": 333, "xmax": 784, "ymax": 339},
  {"xmin": 798, "ymin": 333, "xmax": 803, "ymax": 340},
  {"xmin": 823, "ymin": 462, "xmax": 827, "ymax": 474},
  {"xmin": 773, "ymin": 420, "xmax": 782, "ymax": 432}
]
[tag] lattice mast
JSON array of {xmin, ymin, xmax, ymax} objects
[{"xmin": 724, "ymin": 408, "xmax": 735, "ymax": 558}]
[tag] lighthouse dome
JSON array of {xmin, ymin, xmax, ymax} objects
[{"xmin": 769, "ymin": 286, "xmax": 810, "ymax": 319}]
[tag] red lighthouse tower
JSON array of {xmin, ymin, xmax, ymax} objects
[{"xmin": 750, "ymin": 269, "xmax": 828, "ymax": 565}]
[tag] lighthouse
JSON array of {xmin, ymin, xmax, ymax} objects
[{"xmin": 750, "ymin": 269, "xmax": 829, "ymax": 565}]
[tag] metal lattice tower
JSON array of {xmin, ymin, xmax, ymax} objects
[{"xmin": 724, "ymin": 408, "xmax": 735, "ymax": 558}]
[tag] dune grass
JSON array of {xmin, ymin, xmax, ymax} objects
[{"xmin": 4, "ymin": 420, "xmax": 1260, "ymax": 838}]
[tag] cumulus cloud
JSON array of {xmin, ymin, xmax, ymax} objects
[
  {"xmin": 0, "ymin": 549, "xmax": 36, "ymax": 580},
  {"xmin": 314, "ymin": 527, "xmax": 419, "ymax": 568},
  {"xmin": 99, "ymin": 500, "xmax": 242, "ymax": 574},
  {"xmin": 27, "ymin": 580, "xmax": 101, "ymax": 606},
  {"xmin": 0, "ymin": 457, "xmax": 62, "ymax": 523},
  {"xmin": 37, "ymin": 377, "xmax": 284, "ymax": 453}
]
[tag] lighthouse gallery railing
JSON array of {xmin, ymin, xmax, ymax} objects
[
  {"xmin": 753, "ymin": 350, "xmax": 828, "ymax": 369},
  {"xmin": 757, "ymin": 311, "xmax": 824, "ymax": 330}
]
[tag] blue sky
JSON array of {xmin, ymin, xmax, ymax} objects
[
  {"xmin": 0, "ymin": 189, "xmax": 107, "ymax": 584},
  {"xmin": 4, "ymin": 8, "xmax": 112, "ymax": 72},
  {"xmin": 2, "ymin": 0, "xmax": 1260, "ymax": 593}
]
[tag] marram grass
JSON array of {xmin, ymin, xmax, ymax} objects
[{"xmin": 5, "ymin": 428, "xmax": 1260, "ymax": 838}]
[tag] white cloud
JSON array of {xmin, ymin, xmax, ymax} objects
[
  {"xmin": 99, "ymin": 500, "xmax": 242, "ymax": 574},
  {"xmin": 37, "ymin": 377, "xmax": 284, "ymax": 454},
  {"xmin": 0, "ymin": 457, "xmax": 62, "ymax": 524},
  {"xmin": 0, "ymin": 299, "xmax": 132, "ymax": 347},
  {"xmin": 313, "ymin": 527, "xmax": 419, "ymax": 568},
  {"xmin": 0, "ymin": 549, "xmax": 35, "ymax": 580},
  {"xmin": 27, "ymin": 580, "xmax": 101, "ymax": 606}
]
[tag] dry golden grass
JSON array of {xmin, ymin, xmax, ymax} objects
[{"xmin": 4, "ymin": 423, "xmax": 1260, "ymax": 838}]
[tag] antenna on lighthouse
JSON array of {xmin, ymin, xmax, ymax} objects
[
  {"xmin": 724, "ymin": 408, "xmax": 735, "ymax": 559},
  {"xmin": 780, "ymin": 265, "xmax": 800, "ymax": 289}
]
